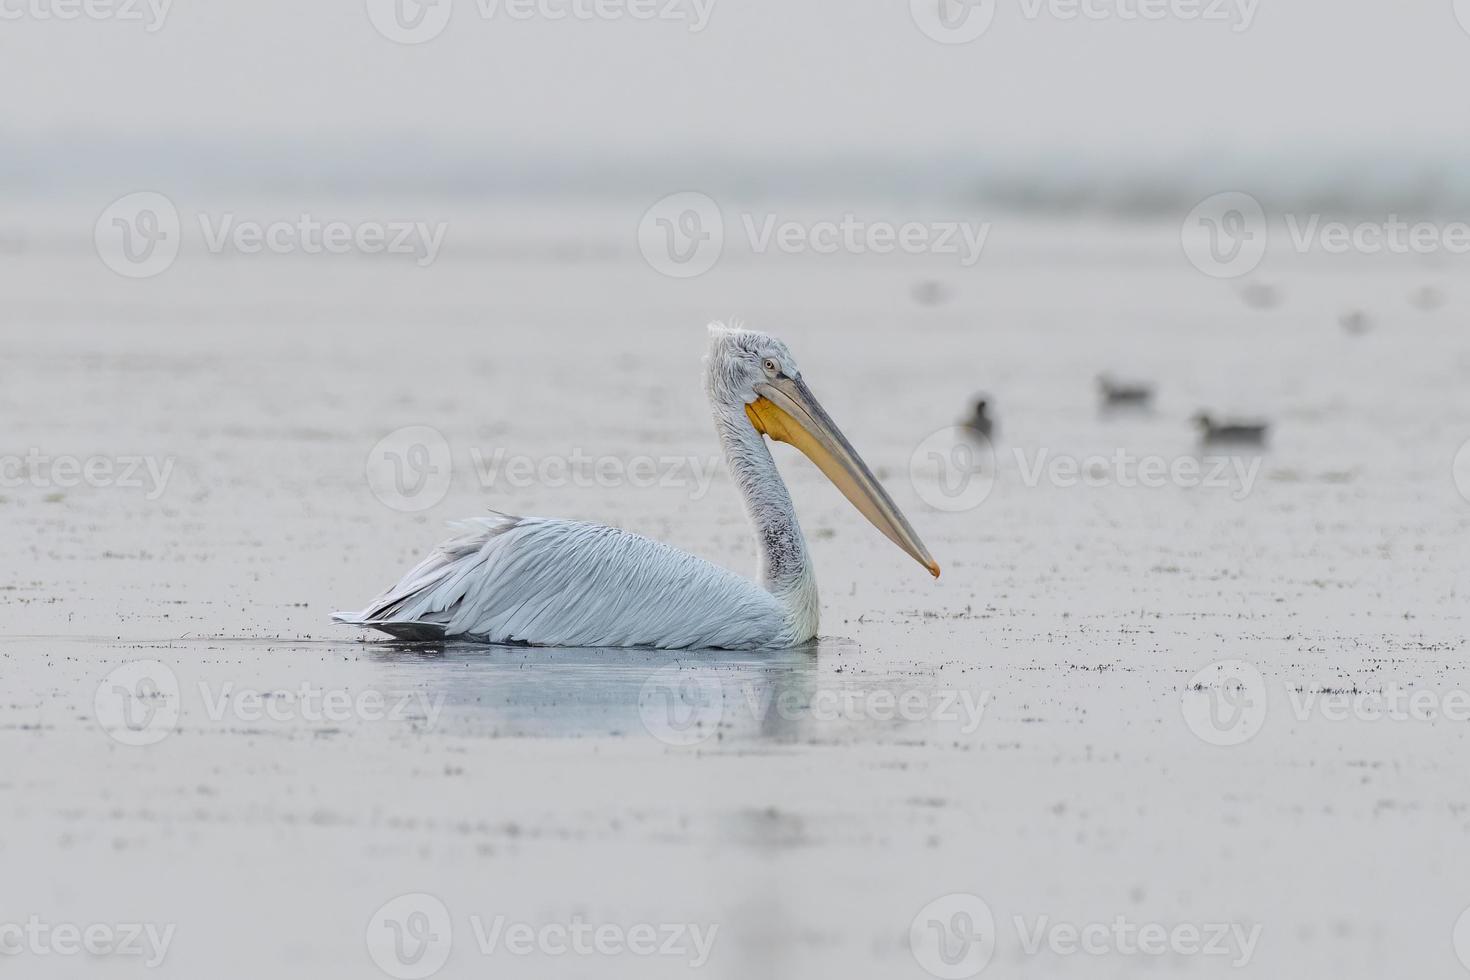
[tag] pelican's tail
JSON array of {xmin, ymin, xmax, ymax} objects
[{"xmin": 332, "ymin": 514, "xmax": 522, "ymax": 640}]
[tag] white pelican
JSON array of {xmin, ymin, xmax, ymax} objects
[{"xmin": 334, "ymin": 324, "xmax": 939, "ymax": 649}]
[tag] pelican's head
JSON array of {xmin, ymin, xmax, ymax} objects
[{"xmin": 704, "ymin": 323, "xmax": 940, "ymax": 578}]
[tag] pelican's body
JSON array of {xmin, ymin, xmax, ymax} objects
[{"xmin": 334, "ymin": 325, "xmax": 936, "ymax": 649}]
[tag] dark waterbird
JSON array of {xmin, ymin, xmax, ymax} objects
[
  {"xmin": 1097, "ymin": 374, "xmax": 1154, "ymax": 409},
  {"xmin": 1410, "ymin": 285, "xmax": 1445, "ymax": 311},
  {"xmin": 963, "ymin": 398, "xmax": 994, "ymax": 440},
  {"xmin": 1193, "ymin": 413, "xmax": 1269, "ymax": 447},
  {"xmin": 911, "ymin": 280, "xmax": 950, "ymax": 307},
  {"xmin": 1238, "ymin": 281, "xmax": 1282, "ymax": 310},
  {"xmin": 1339, "ymin": 310, "xmax": 1372, "ymax": 336}
]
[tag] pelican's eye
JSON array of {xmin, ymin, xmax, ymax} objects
[{"xmin": 762, "ymin": 358, "xmax": 780, "ymax": 376}]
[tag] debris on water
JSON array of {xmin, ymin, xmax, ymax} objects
[
  {"xmin": 1239, "ymin": 281, "xmax": 1282, "ymax": 309},
  {"xmin": 911, "ymin": 279, "xmax": 950, "ymax": 306},
  {"xmin": 1410, "ymin": 284, "xmax": 1445, "ymax": 311},
  {"xmin": 1339, "ymin": 310, "xmax": 1372, "ymax": 335}
]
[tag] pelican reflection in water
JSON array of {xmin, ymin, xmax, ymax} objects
[{"xmin": 335, "ymin": 324, "xmax": 938, "ymax": 649}]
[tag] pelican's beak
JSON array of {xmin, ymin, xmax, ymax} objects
[{"xmin": 747, "ymin": 376, "xmax": 940, "ymax": 578}]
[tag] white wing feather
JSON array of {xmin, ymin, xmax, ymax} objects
[{"xmin": 334, "ymin": 515, "xmax": 790, "ymax": 649}]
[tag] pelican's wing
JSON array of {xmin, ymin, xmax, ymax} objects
[{"xmin": 334, "ymin": 515, "xmax": 787, "ymax": 649}]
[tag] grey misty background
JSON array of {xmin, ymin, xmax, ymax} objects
[{"xmin": 1, "ymin": 0, "xmax": 1468, "ymax": 213}]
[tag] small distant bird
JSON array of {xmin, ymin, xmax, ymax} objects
[
  {"xmin": 911, "ymin": 280, "xmax": 950, "ymax": 307},
  {"xmin": 1193, "ymin": 413, "xmax": 1268, "ymax": 446},
  {"xmin": 1410, "ymin": 285, "xmax": 1445, "ymax": 311},
  {"xmin": 1239, "ymin": 281, "xmax": 1282, "ymax": 310},
  {"xmin": 1097, "ymin": 374, "xmax": 1154, "ymax": 409},
  {"xmin": 963, "ymin": 398, "xmax": 994, "ymax": 440},
  {"xmin": 1339, "ymin": 310, "xmax": 1372, "ymax": 336}
]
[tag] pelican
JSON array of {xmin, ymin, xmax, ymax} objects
[{"xmin": 333, "ymin": 324, "xmax": 939, "ymax": 649}]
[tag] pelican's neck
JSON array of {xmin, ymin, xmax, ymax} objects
[{"xmin": 712, "ymin": 397, "xmax": 819, "ymax": 631}]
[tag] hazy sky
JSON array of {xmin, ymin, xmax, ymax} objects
[{"xmin": 1, "ymin": 0, "xmax": 1467, "ymax": 157}]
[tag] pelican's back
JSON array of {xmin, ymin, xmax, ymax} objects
[{"xmin": 334, "ymin": 515, "xmax": 789, "ymax": 649}]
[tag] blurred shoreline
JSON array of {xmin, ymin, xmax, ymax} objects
[{"xmin": 5, "ymin": 133, "xmax": 1470, "ymax": 218}]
